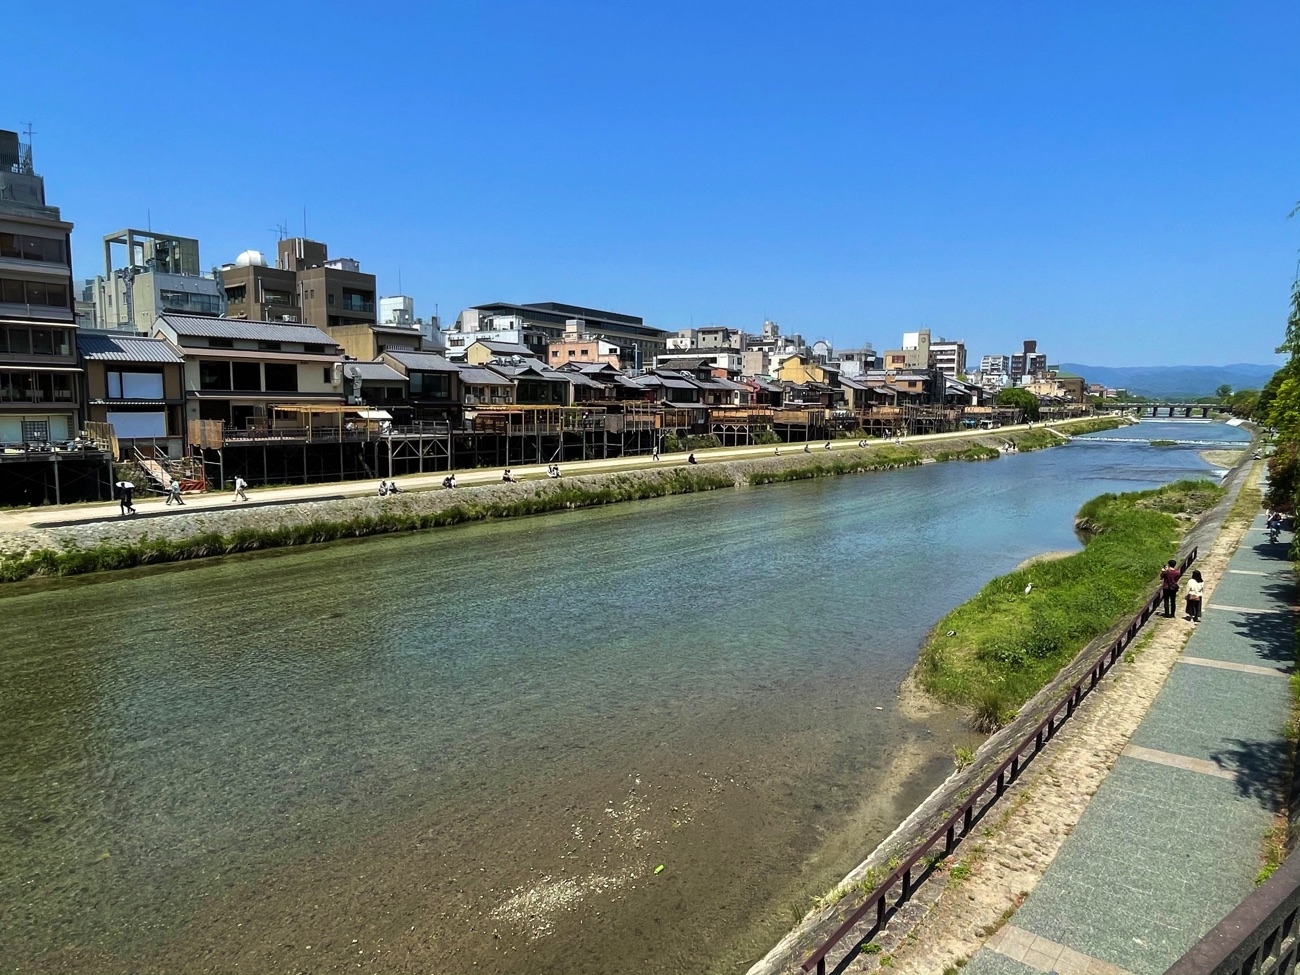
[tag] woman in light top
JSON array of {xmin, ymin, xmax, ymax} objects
[{"xmin": 1184, "ymin": 570, "xmax": 1204, "ymax": 623}]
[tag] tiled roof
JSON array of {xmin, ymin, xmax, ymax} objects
[
  {"xmin": 458, "ymin": 366, "xmax": 513, "ymax": 385},
  {"xmin": 385, "ymin": 351, "xmax": 458, "ymax": 371},
  {"xmin": 345, "ymin": 362, "xmax": 406, "ymax": 382},
  {"xmin": 473, "ymin": 340, "xmax": 534, "ymax": 355},
  {"xmin": 157, "ymin": 314, "xmax": 336, "ymax": 345},
  {"xmin": 77, "ymin": 332, "xmax": 183, "ymax": 363}
]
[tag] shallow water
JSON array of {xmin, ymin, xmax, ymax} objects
[{"xmin": 0, "ymin": 421, "xmax": 1249, "ymax": 973}]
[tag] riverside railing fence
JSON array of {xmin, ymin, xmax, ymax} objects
[
  {"xmin": 1162, "ymin": 845, "xmax": 1300, "ymax": 975},
  {"xmin": 801, "ymin": 546, "xmax": 1199, "ymax": 975}
]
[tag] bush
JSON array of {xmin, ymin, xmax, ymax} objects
[{"xmin": 663, "ymin": 433, "xmax": 721, "ymax": 452}]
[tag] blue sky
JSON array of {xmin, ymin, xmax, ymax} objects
[{"xmin": 8, "ymin": 1, "xmax": 1300, "ymax": 367}]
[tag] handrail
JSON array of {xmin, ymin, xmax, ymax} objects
[
  {"xmin": 1163, "ymin": 847, "xmax": 1300, "ymax": 975},
  {"xmin": 801, "ymin": 547, "xmax": 1199, "ymax": 974}
]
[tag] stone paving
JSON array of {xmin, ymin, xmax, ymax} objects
[{"xmin": 963, "ymin": 511, "xmax": 1295, "ymax": 975}]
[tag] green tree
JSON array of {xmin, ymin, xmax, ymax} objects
[
  {"xmin": 996, "ymin": 387, "xmax": 1040, "ymax": 421},
  {"xmin": 1215, "ymin": 383, "xmax": 1233, "ymax": 400}
]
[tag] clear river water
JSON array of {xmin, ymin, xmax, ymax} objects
[{"xmin": 0, "ymin": 420, "xmax": 1251, "ymax": 974}]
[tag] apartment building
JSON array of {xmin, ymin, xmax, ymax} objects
[
  {"xmin": 0, "ymin": 128, "xmax": 80, "ymax": 446},
  {"xmin": 220, "ymin": 237, "xmax": 377, "ymax": 331}
]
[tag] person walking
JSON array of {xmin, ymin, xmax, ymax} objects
[
  {"xmin": 1159, "ymin": 559, "xmax": 1181, "ymax": 618},
  {"xmin": 166, "ymin": 480, "xmax": 185, "ymax": 506},
  {"xmin": 233, "ymin": 476, "xmax": 248, "ymax": 502},
  {"xmin": 116, "ymin": 480, "xmax": 136, "ymax": 516},
  {"xmin": 1184, "ymin": 569, "xmax": 1204, "ymax": 623}
]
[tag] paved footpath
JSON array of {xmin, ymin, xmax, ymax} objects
[{"xmin": 963, "ymin": 510, "xmax": 1295, "ymax": 975}]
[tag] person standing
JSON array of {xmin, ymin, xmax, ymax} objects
[
  {"xmin": 233, "ymin": 476, "xmax": 248, "ymax": 502},
  {"xmin": 1159, "ymin": 559, "xmax": 1181, "ymax": 618},
  {"xmin": 1184, "ymin": 569, "xmax": 1204, "ymax": 622}
]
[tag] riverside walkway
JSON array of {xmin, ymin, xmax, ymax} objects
[
  {"xmin": 963, "ymin": 508, "xmax": 1295, "ymax": 975},
  {"xmin": 0, "ymin": 420, "xmax": 1077, "ymax": 535}
]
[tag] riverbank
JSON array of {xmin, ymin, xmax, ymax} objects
[
  {"xmin": 0, "ymin": 418, "xmax": 1121, "ymax": 585},
  {"xmin": 916, "ymin": 478, "xmax": 1225, "ymax": 729},
  {"xmin": 745, "ymin": 453, "xmax": 1255, "ymax": 975}
]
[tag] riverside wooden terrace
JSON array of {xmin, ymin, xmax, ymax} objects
[{"xmin": 0, "ymin": 419, "xmax": 1070, "ymax": 534}]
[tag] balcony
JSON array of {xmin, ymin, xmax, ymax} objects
[{"xmin": 339, "ymin": 296, "xmax": 375, "ymax": 313}]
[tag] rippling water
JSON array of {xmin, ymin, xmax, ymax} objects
[{"xmin": 0, "ymin": 421, "xmax": 1249, "ymax": 973}]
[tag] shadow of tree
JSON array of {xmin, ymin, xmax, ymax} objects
[
  {"xmin": 1217, "ymin": 611, "xmax": 1298, "ymax": 667},
  {"xmin": 1210, "ymin": 736, "xmax": 1290, "ymax": 810}
]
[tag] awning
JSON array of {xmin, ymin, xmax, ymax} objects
[
  {"xmin": 0, "ymin": 365, "xmax": 84, "ymax": 372},
  {"xmin": 353, "ymin": 409, "xmax": 392, "ymax": 420}
]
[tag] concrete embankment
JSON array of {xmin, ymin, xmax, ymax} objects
[{"xmin": 0, "ymin": 419, "xmax": 1116, "ymax": 584}]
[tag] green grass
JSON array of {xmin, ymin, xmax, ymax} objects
[
  {"xmin": 0, "ymin": 468, "xmax": 737, "ymax": 584},
  {"xmin": 1148, "ymin": 439, "xmax": 1178, "ymax": 446},
  {"xmin": 1055, "ymin": 416, "xmax": 1125, "ymax": 436},
  {"xmin": 936, "ymin": 445, "xmax": 1001, "ymax": 462},
  {"xmin": 916, "ymin": 479, "xmax": 1224, "ymax": 726},
  {"xmin": 747, "ymin": 445, "xmax": 921, "ymax": 484}
]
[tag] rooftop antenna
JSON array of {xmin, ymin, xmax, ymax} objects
[
  {"xmin": 19, "ymin": 122, "xmax": 35, "ymax": 173},
  {"xmin": 268, "ymin": 221, "xmax": 289, "ymax": 241}
]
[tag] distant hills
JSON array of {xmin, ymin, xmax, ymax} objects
[{"xmin": 1056, "ymin": 363, "xmax": 1280, "ymax": 399}]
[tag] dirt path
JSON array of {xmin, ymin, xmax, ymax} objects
[{"xmin": 861, "ymin": 466, "xmax": 1263, "ymax": 974}]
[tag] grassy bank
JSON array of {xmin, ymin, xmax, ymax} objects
[
  {"xmin": 746, "ymin": 445, "xmax": 921, "ymax": 484},
  {"xmin": 0, "ymin": 468, "xmax": 737, "ymax": 583},
  {"xmin": 915, "ymin": 479, "xmax": 1224, "ymax": 730},
  {"xmin": 0, "ymin": 417, "xmax": 1121, "ymax": 585}
]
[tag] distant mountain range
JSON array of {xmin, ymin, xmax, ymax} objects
[{"xmin": 1056, "ymin": 363, "xmax": 1280, "ymax": 399}]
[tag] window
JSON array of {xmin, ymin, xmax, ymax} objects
[
  {"xmin": 207, "ymin": 337, "xmax": 234, "ymax": 349},
  {"xmin": 327, "ymin": 293, "xmax": 335, "ymax": 305},
  {"xmin": 225, "ymin": 285, "xmax": 247, "ymax": 304},
  {"xmin": 106, "ymin": 410, "xmax": 166, "ymax": 438},
  {"xmin": 257, "ymin": 340, "xmax": 282, "ymax": 351},
  {"xmin": 160, "ymin": 290, "xmax": 222, "ymax": 316},
  {"xmin": 303, "ymin": 343, "xmax": 326, "ymax": 355},
  {"xmin": 0, "ymin": 233, "xmax": 65, "ymax": 263},
  {"xmin": 231, "ymin": 361, "xmax": 261, "ymax": 391},
  {"xmin": 199, "ymin": 361, "xmax": 231, "ymax": 390},
  {"xmin": 107, "ymin": 371, "xmax": 164, "ymax": 399},
  {"xmin": 323, "ymin": 367, "xmax": 332, "ymax": 384},
  {"xmin": 31, "ymin": 329, "xmax": 53, "ymax": 355},
  {"xmin": 264, "ymin": 363, "xmax": 298, "ymax": 392},
  {"xmin": 21, "ymin": 420, "xmax": 49, "ymax": 443},
  {"xmin": 1, "ymin": 279, "xmax": 23, "ymax": 303},
  {"xmin": 7, "ymin": 327, "xmax": 30, "ymax": 354},
  {"xmin": 263, "ymin": 290, "xmax": 294, "ymax": 306}
]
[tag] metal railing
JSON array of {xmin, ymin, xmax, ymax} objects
[
  {"xmin": 802, "ymin": 547, "xmax": 1199, "ymax": 975},
  {"xmin": 1163, "ymin": 847, "xmax": 1300, "ymax": 975}
]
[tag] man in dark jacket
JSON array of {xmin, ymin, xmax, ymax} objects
[{"xmin": 1160, "ymin": 559, "xmax": 1181, "ymax": 618}]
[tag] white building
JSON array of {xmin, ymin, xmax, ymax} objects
[
  {"xmin": 931, "ymin": 339, "xmax": 967, "ymax": 378},
  {"xmin": 91, "ymin": 229, "xmax": 224, "ymax": 332},
  {"xmin": 980, "ymin": 354, "xmax": 1010, "ymax": 375}
]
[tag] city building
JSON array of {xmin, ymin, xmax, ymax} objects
[
  {"xmin": 930, "ymin": 339, "xmax": 967, "ymax": 378},
  {"xmin": 547, "ymin": 327, "xmax": 623, "ymax": 369},
  {"xmin": 451, "ymin": 301, "xmax": 667, "ymax": 369},
  {"xmin": 1010, "ymin": 340, "xmax": 1048, "ymax": 384},
  {"xmin": 219, "ymin": 238, "xmax": 377, "ymax": 331},
  {"xmin": 0, "ymin": 127, "xmax": 81, "ymax": 446},
  {"xmin": 150, "ymin": 314, "xmax": 345, "ymax": 430},
  {"xmin": 836, "ymin": 346, "xmax": 879, "ymax": 377},
  {"xmin": 77, "ymin": 332, "xmax": 186, "ymax": 457},
  {"xmin": 379, "ymin": 295, "xmax": 414, "ymax": 326},
  {"xmin": 980, "ymin": 354, "xmax": 1010, "ymax": 375},
  {"xmin": 91, "ymin": 229, "xmax": 225, "ymax": 332},
  {"xmin": 884, "ymin": 329, "xmax": 933, "ymax": 371}
]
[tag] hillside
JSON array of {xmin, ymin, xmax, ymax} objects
[{"xmin": 1057, "ymin": 362, "xmax": 1279, "ymax": 399}]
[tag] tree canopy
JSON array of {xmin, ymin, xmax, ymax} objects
[{"xmin": 996, "ymin": 387, "xmax": 1040, "ymax": 421}]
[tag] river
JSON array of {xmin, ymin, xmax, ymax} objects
[{"xmin": 0, "ymin": 420, "xmax": 1250, "ymax": 974}]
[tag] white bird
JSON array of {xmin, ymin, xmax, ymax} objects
[{"xmin": 1024, "ymin": 583, "xmax": 1033, "ymax": 595}]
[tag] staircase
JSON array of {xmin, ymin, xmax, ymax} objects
[{"xmin": 132, "ymin": 446, "xmax": 206, "ymax": 494}]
